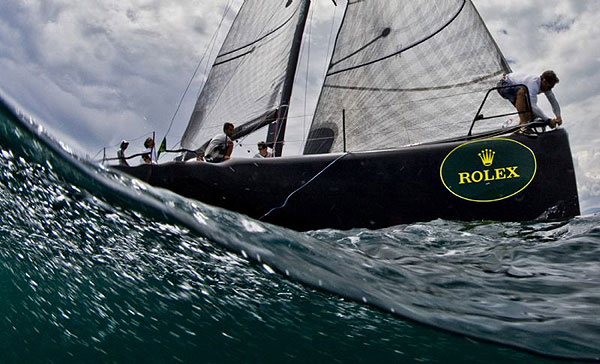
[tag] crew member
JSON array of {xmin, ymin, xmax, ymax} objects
[
  {"xmin": 253, "ymin": 141, "xmax": 272, "ymax": 158},
  {"xmin": 117, "ymin": 140, "xmax": 129, "ymax": 166},
  {"xmin": 497, "ymin": 70, "xmax": 562, "ymax": 128},
  {"xmin": 204, "ymin": 123, "xmax": 235, "ymax": 163}
]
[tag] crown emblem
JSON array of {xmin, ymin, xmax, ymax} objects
[{"xmin": 478, "ymin": 149, "xmax": 495, "ymax": 166}]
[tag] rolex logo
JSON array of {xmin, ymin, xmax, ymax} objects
[
  {"xmin": 478, "ymin": 149, "xmax": 495, "ymax": 166},
  {"xmin": 441, "ymin": 139, "xmax": 536, "ymax": 201}
]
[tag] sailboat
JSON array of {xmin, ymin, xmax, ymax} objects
[{"xmin": 114, "ymin": 0, "xmax": 579, "ymax": 231}]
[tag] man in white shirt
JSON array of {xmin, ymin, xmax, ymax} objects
[
  {"xmin": 497, "ymin": 70, "xmax": 562, "ymax": 128},
  {"xmin": 204, "ymin": 122, "xmax": 235, "ymax": 163},
  {"xmin": 253, "ymin": 141, "xmax": 273, "ymax": 158},
  {"xmin": 117, "ymin": 140, "xmax": 129, "ymax": 166}
]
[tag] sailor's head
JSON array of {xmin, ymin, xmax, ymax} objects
[
  {"xmin": 540, "ymin": 70, "xmax": 559, "ymax": 92},
  {"xmin": 120, "ymin": 140, "xmax": 129, "ymax": 149},
  {"xmin": 257, "ymin": 141, "xmax": 268, "ymax": 155},
  {"xmin": 223, "ymin": 122, "xmax": 234, "ymax": 137},
  {"xmin": 144, "ymin": 137, "xmax": 154, "ymax": 149}
]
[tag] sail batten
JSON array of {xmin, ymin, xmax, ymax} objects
[{"xmin": 304, "ymin": 0, "xmax": 512, "ymax": 155}]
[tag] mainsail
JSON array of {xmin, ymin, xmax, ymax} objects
[
  {"xmin": 181, "ymin": 0, "xmax": 309, "ymax": 154},
  {"xmin": 304, "ymin": 0, "xmax": 511, "ymax": 154}
]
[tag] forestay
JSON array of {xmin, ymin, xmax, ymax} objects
[
  {"xmin": 304, "ymin": 0, "xmax": 511, "ymax": 154},
  {"xmin": 181, "ymin": 0, "xmax": 306, "ymax": 152}
]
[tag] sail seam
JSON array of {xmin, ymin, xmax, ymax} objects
[
  {"xmin": 311, "ymin": 87, "xmax": 493, "ymax": 113},
  {"xmin": 322, "ymin": 70, "xmax": 503, "ymax": 93},
  {"xmin": 213, "ymin": 48, "xmax": 254, "ymax": 66},
  {"xmin": 216, "ymin": 6, "xmax": 301, "ymax": 59},
  {"xmin": 326, "ymin": 0, "xmax": 466, "ymax": 76}
]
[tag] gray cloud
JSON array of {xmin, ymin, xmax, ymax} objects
[{"xmin": 0, "ymin": 0, "xmax": 236, "ymax": 155}]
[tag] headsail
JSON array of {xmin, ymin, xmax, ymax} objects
[
  {"xmin": 304, "ymin": 0, "xmax": 511, "ymax": 154},
  {"xmin": 181, "ymin": 0, "xmax": 309, "ymax": 154}
]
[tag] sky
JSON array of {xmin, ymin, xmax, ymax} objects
[{"xmin": 0, "ymin": 0, "xmax": 599, "ymax": 212}]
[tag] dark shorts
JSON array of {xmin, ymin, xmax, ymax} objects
[{"xmin": 497, "ymin": 79, "xmax": 519, "ymax": 106}]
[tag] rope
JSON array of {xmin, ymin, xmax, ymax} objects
[{"xmin": 259, "ymin": 152, "xmax": 348, "ymax": 220}]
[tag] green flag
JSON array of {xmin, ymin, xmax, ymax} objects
[{"xmin": 157, "ymin": 137, "xmax": 167, "ymax": 159}]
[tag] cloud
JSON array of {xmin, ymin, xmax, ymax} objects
[
  {"xmin": 0, "ymin": 0, "xmax": 241, "ymax": 156},
  {"xmin": 573, "ymin": 147, "xmax": 600, "ymax": 214},
  {"xmin": 541, "ymin": 16, "xmax": 575, "ymax": 33}
]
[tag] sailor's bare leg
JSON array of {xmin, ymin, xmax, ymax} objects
[{"xmin": 515, "ymin": 87, "xmax": 531, "ymax": 125}]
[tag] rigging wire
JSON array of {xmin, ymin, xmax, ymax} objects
[
  {"xmin": 162, "ymin": 0, "xmax": 235, "ymax": 141},
  {"xmin": 259, "ymin": 152, "xmax": 348, "ymax": 220},
  {"xmin": 203, "ymin": 0, "xmax": 235, "ymax": 76}
]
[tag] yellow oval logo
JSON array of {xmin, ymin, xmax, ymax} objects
[{"xmin": 440, "ymin": 138, "xmax": 537, "ymax": 202}]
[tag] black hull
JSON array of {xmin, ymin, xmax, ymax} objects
[{"xmin": 114, "ymin": 129, "xmax": 579, "ymax": 231}]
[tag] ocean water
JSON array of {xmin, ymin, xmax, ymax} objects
[{"xmin": 1, "ymin": 97, "xmax": 599, "ymax": 363}]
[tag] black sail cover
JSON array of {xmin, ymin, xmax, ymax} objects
[
  {"xmin": 304, "ymin": 0, "xmax": 511, "ymax": 154},
  {"xmin": 181, "ymin": 0, "xmax": 306, "ymax": 152}
]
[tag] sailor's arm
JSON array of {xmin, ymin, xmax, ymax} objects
[
  {"xmin": 528, "ymin": 92, "xmax": 550, "ymax": 121},
  {"xmin": 545, "ymin": 90, "xmax": 562, "ymax": 125}
]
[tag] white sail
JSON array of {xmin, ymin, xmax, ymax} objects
[
  {"xmin": 304, "ymin": 0, "xmax": 511, "ymax": 154},
  {"xmin": 181, "ymin": 0, "xmax": 309, "ymax": 152}
]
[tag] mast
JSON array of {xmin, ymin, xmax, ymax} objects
[{"xmin": 267, "ymin": 0, "xmax": 311, "ymax": 157}]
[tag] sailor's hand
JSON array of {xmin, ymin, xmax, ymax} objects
[{"xmin": 556, "ymin": 116, "xmax": 563, "ymax": 126}]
